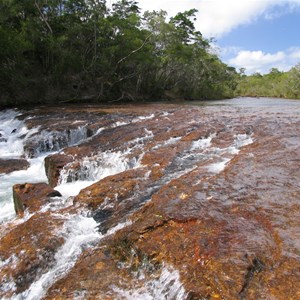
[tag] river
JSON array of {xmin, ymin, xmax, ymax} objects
[{"xmin": 0, "ymin": 97, "xmax": 300, "ymax": 299}]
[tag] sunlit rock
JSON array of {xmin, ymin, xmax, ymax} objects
[
  {"xmin": 1, "ymin": 102, "xmax": 300, "ymax": 299},
  {"xmin": 0, "ymin": 213, "xmax": 65, "ymax": 298},
  {"xmin": 13, "ymin": 183, "xmax": 62, "ymax": 216}
]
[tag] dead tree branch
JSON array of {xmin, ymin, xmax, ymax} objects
[
  {"xmin": 35, "ymin": 1, "xmax": 53, "ymax": 34},
  {"xmin": 117, "ymin": 33, "xmax": 153, "ymax": 65}
]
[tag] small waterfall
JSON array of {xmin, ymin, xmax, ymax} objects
[
  {"xmin": 132, "ymin": 113, "xmax": 155, "ymax": 123},
  {"xmin": 0, "ymin": 109, "xmax": 28, "ymax": 158},
  {"xmin": 0, "ymin": 110, "xmax": 47, "ymax": 223},
  {"xmin": 0, "ymin": 110, "xmax": 92, "ymax": 223},
  {"xmin": 0, "ymin": 155, "xmax": 48, "ymax": 223},
  {"xmin": 24, "ymin": 126, "xmax": 89, "ymax": 158},
  {"xmin": 190, "ymin": 133, "xmax": 216, "ymax": 151},
  {"xmin": 57, "ymin": 129, "xmax": 154, "ymax": 188},
  {"xmin": 59, "ymin": 151, "xmax": 138, "ymax": 183}
]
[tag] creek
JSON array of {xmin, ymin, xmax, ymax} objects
[{"xmin": 0, "ymin": 97, "xmax": 300, "ymax": 299}]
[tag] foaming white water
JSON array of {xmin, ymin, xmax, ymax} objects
[
  {"xmin": 58, "ymin": 149, "xmax": 140, "ymax": 188},
  {"xmin": 0, "ymin": 109, "xmax": 53, "ymax": 222},
  {"xmin": 55, "ymin": 180, "xmax": 95, "ymax": 198},
  {"xmin": 56, "ymin": 149, "xmax": 141, "ymax": 199},
  {"xmin": 191, "ymin": 133, "xmax": 216, "ymax": 151},
  {"xmin": 56, "ymin": 127, "xmax": 154, "ymax": 199},
  {"xmin": 0, "ymin": 155, "xmax": 48, "ymax": 223},
  {"xmin": 206, "ymin": 134, "xmax": 253, "ymax": 174},
  {"xmin": 234, "ymin": 133, "xmax": 253, "ymax": 148},
  {"xmin": 0, "ymin": 110, "xmax": 28, "ymax": 158},
  {"xmin": 16, "ymin": 215, "xmax": 131, "ymax": 300},
  {"xmin": 113, "ymin": 265, "xmax": 186, "ymax": 300},
  {"xmin": 113, "ymin": 121, "xmax": 130, "ymax": 127},
  {"xmin": 207, "ymin": 158, "xmax": 231, "ymax": 173},
  {"xmin": 25, "ymin": 126, "xmax": 88, "ymax": 157},
  {"xmin": 152, "ymin": 136, "xmax": 181, "ymax": 150},
  {"xmin": 132, "ymin": 114, "xmax": 155, "ymax": 123}
]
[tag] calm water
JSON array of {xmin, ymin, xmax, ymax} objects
[{"xmin": 191, "ymin": 97, "xmax": 300, "ymax": 109}]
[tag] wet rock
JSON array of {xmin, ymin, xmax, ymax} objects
[
  {"xmin": 2, "ymin": 103, "xmax": 300, "ymax": 299},
  {"xmin": 44, "ymin": 154, "xmax": 73, "ymax": 187},
  {"xmin": 0, "ymin": 213, "xmax": 65, "ymax": 297},
  {"xmin": 46, "ymin": 190, "xmax": 62, "ymax": 197},
  {"xmin": 43, "ymin": 108, "xmax": 300, "ymax": 298},
  {"xmin": 0, "ymin": 159, "xmax": 30, "ymax": 174},
  {"xmin": 21, "ymin": 106, "xmax": 117, "ymax": 158},
  {"xmin": 74, "ymin": 168, "xmax": 150, "ymax": 233},
  {"xmin": 13, "ymin": 183, "xmax": 62, "ymax": 216}
]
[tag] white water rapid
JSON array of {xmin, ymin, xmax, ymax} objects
[
  {"xmin": 0, "ymin": 107, "xmax": 255, "ymax": 300},
  {"xmin": 0, "ymin": 109, "xmax": 164, "ymax": 300},
  {"xmin": 0, "ymin": 110, "xmax": 48, "ymax": 223}
]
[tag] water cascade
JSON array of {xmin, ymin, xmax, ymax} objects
[{"xmin": 1, "ymin": 99, "xmax": 300, "ymax": 299}]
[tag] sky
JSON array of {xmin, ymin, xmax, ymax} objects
[{"xmin": 111, "ymin": 0, "xmax": 300, "ymax": 74}]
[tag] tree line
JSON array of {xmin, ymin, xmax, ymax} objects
[
  {"xmin": 0, "ymin": 0, "xmax": 238, "ymax": 106},
  {"xmin": 235, "ymin": 65, "xmax": 300, "ymax": 99}
]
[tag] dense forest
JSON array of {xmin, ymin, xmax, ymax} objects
[
  {"xmin": 0, "ymin": 0, "xmax": 238, "ymax": 106},
  {"xmin": 1, "ymin": 0, "xmax": 300, "ymax": 107},
  {"xmin": 235, "ymin": 65, "xmax": 300, "ymax": 99}
]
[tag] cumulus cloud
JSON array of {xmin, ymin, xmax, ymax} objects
[
  {"xmin": 109, "ymin": 0, "xmax": 300, "ymax": 38},
  {"xmin": 228, "ymin": 48, "xmax": 300, "ymax": 74},
  {"xmin": 197, "ymin": 0, "xmax": 300, "ymax": 37},
  {"xmin": 290, "ymin": 48, "xmax": 300, "ymax": 59},
  {"xmin": 109, "ymin": 0, "xmax": 300, "ymax": 73},
  {"xmin": 196, "ymin": 1, "xmax": 271, "ymax": 38}
]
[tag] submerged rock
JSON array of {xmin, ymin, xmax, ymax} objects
[{"xmin": 0, "ymin": 159, "xmax": 30, "ymax": 174}]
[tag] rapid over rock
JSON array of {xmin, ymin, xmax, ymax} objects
[{"xmin": 1, "ymin": 101, "xmax": 300, "ymax": 299}]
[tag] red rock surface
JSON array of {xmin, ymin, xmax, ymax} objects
[
  {"xmin": 13, "ymin": 183, "xmax": 61, "ymax": 216},
  {"xmin": 1, "ymin": 102, "xmax": 300, "ymax": 299},
  {"xmin": 0, "ymin": 213, "xmax": 65, "ymax": 297},
  {"xmin": 0, "ymin": 159, "xmax": 29, "ymax": 174}
]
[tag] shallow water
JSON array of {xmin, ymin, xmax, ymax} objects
[
  {"xmin": 1, "ymin": 98, "xmax": 300, "ymax": 299},
  {"xmin": 191, "ymin": 96, "xmax": 300, "ymax": 109}
]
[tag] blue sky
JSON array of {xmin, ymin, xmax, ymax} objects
[
  {"xmin": 111, "ymin": 0, "xmax": 300, "ymax": 74},
  {"xmin": 218, "ymin": 3, "xmax": 300, "ymax": 74}
]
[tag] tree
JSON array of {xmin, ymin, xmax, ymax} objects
[
  {"xmin": 0, "ymin": 0, "xmax": 240, "ymax": 106},
  {"xmin": 286, "ymin": 63, "xmax": 300, "ymax": 98}
]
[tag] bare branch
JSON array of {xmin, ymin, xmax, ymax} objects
[
  {"xmin": 117, "ymin": 33, "xmax": 153, "ymax": 65},
  {"xmin": 35, "ymin": 1, "xmax": 53, "ymax": 34}
]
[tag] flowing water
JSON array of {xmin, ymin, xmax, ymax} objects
[{"xmin": 1, "ymin": 98, "xmax": 300, "ymax": 299}]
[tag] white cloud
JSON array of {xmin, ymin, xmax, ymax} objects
[
  {"xmin": 228, "ymin": 48, "xmax": 300, "ymax": 74},
  {"xmin": 290, "ymin": 48, "xmax": 300, "ymax": 59},
  {"xmin": 109, "ymin": 0, "xmax": 300, "ymax": 38},
  {"xmin": 109, "ymin": 0, "xmax": 300, "ymax": 73},
  {"xmin": 196, "ymin": 1, "xmax": 271, "ymax": 38},
  {"xmin": 197, "ymin": 0, "xmax": 300, "ymax": 37}
]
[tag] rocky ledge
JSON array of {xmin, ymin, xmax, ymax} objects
[
  {"xmin": 0, "ymin": 158, "xmax": 29, "ymax": 174},
  {"xmin": 1, "ymin": 103, "xmax": 300, "ymax": 299}
]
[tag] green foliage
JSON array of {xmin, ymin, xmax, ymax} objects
[
  {"xmin": 0, "ymin": 0, "xmax": 238, "ymax": 106},
  {"xmin": 236, "ymin": 65, "xmax": 300, "ymax": 99}
]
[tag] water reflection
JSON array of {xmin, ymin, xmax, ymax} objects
[{"xmin": 189, "ymin": 97, "xmax": 300, "ymax": 108}]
